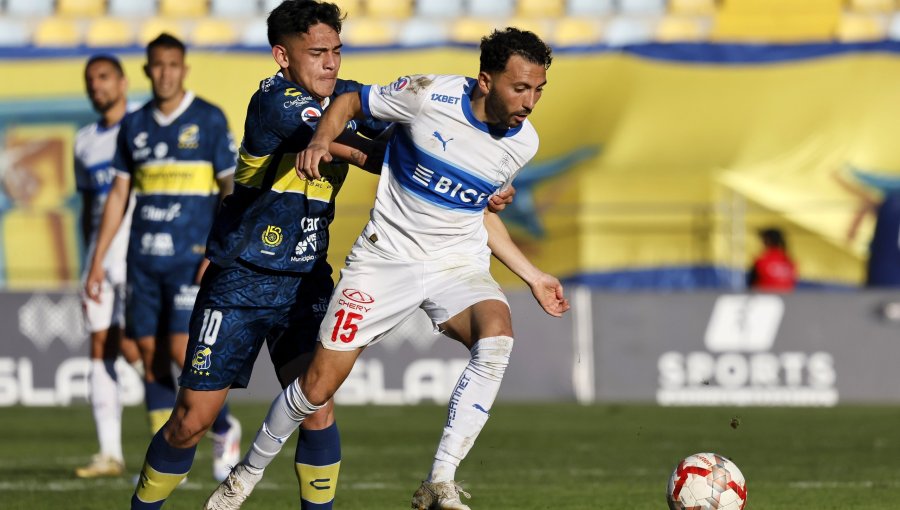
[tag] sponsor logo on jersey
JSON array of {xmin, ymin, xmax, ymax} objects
[
  {"xmin": 153, "ymin": 142, "xmax": 168, "ymax": 159},
  {"xmin": 430, "ymin": 93, "xmax": 460, "ymax": 105},
  {"xmin": 301, "ymin": 107, "xmax": 321, "ymax": 128},
  {"xmin": 140, "ymin": 232, "xmax": 175, "ymax": 256},
  {"xmin": 342, "ymin": 289, "xmax": 374, "ymax": 304},
  {"xmin": 140, "ymin": 203, "xmax": 182, "ymax": 222},
  {"xmin": 291, "ymin": 231, "xmax": 322, "ymax": 263},
  {"xmin": 392, "ymin": 76, "xmax": 410, "ymax": 92},
  {"xmin": 178, "ymin": 124, "xmax": 199, "ymax": 149},
  {"xmin": 191, "ymin": 345, "xmax": 212, "ymax": 373},
  {"xmin": 261, "ymin": 225, "xmax": 283, "ymax": 247}
]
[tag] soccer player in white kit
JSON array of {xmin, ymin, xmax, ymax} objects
[
  {"xmin": 206, "ymin": 28, "xmax": 567, "ymax": 510},
  {"xmin": 74, "ymin": 54, "xmax": 140, "ymax": 478}
]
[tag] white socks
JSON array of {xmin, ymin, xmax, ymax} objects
[
  {"xmin": 243, "ymin": 379, "xmax": 323, "ymax": 474},
  {"xmin": 90, "ymin": 359, "xmax": 123, "ymax": 461},
  {"xmin": 429, "ymin": 336, "xmax": 513, "ymax": 483}
]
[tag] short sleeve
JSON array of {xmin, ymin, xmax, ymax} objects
[{"xmin": 361, "ymin": 74, "xmax": 434, "ymax": 124}]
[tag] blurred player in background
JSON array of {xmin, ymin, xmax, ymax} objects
[
  {"xmin": 207, "ymin": 27, "xmax": 566, "ymax": 510},
  {"xmin": 747, "ymin": 227, "xmax": 797, "ymax": 292},
  {"xmin": 74, "ymin": 54, "xmax": 142, "ymax": 479},
  {"xmin": 85, "ymin": 33, "xmax": 240, "ymax": 487}
]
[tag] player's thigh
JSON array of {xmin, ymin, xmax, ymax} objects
[
  {"xmin": 318, "ymin": 251, "xmax": 424, "ymax": 351},
  {"xmin": 125, "ymin": 264, "xmax": 163, "ymax": 339},
  {"xmin": 180, "ymin": 263, "xmax": 290, "ymax": 391}
]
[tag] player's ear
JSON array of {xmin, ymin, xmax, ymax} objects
[
  {"xmin": 477, "ymin": 71, "xmax": 492, "ymax": 94},
  {"xmin": 272, "ymin": 45, "xmax": 289, "ymax": 69}
]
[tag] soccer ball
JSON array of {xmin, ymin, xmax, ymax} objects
[{"xmin": 666, "ymin": 452, "xmax": 747, "ymax": 510}]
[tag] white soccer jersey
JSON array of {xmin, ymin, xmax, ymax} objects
[
  {"xmin": 360, "ymin": 74, "xmax": 539, "ymax": 259},
  {"xmin": 74, "ymin": 120, "xmax": 132, "ymax": 282}
]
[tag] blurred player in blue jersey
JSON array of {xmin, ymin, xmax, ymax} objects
[
  {"xmin": 208, "ymin": 27, "xmax": 567, "ymax": 510},
  {"xmin": 74, "ymin": 54, "xmax": 143, "ymax": 479},
  {"xmin": 84, "ymin": 33, "xmax": 241, "ymax": 488}
]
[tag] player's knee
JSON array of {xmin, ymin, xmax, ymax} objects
[
  {"xmin": 302, "ymin": 402, "xmax": 335, "ymax": 430},
  {"xmin": 470, "ymin": 335, "xmax": 514, "ymax": 382}
]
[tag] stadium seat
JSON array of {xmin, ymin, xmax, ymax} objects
[
  {"xmin": 847, "ymin": 0, "xmax": 895, "ymax": 14},
  {"xmin": 888, "ymin": 12, "xmax": 900, "ymax": 40},
  {"xmin": 139, "ymin": 18, "xmax": 187, "ymax": 45},
  {"xmin": 468, "ymin": 0, "xmax": 515, "ymax": 19},
  {"xmin": 33, "ymin": 17, "xmax": 82, "ymax": 47},
  {"xmin": 398, "ymin": 18, "xmax": 451, "ymax": 46},
  {"xmin": 618, "ymin": 0, "xmax": 667, "ymax": 16},
  {"xmin": 836, "ymin": 14, "xmax": 887, "ymax": 42},
  {"xmin": 712, "ymin": 13, "xmax": 840, "ymax": 42},
  {"xmin": 57, "ymin": 0, "xmax": 106, "ymax": 18},
  {"xmin": 451, "ymin": 18, "xmax": 501, "ymax": 44},
  {"xmin": 567, "ymin": 0, "xmax": 615, "ymax": 16},
  {"xmin": 718, "ymin": 0, "xmax": 842, "ymax": 16},
  {"xmin": 364, "ymin": 0, "xmax": 412, "ymax": 19},
  {"xmin": 160, "ymin": 0, "xmax": 208, "ymax": 18},
  {"xmin": 6, "ymin": 0, "xmax": 55, "ymax": 17},
  {"xmin": 0, "ymin": 18, "xmax": 31, "ymax": 47},
  {"xmin": 656, "ymin": 15, "xmax": 710, "ymax": 42},
  {"xmin": 342, "ymin": 18, "xmax": 398, "ymax": 46},
  {"xmin": 552, "ymin": 17, "xmax": 604, "ymax": 46},
  {"xmin": 240, "ymin": 18, "xmax": 270, "ymax": 46},
  {"xmin": 518, "ymin": 0, "xmax": 565, "ymax": 18},
  {"xmin": 192, "ymin": 19, "xmax": 239, "ymax": 46},
  {"xmin": 210, "ymin": 0, "xmax": 261, "ymax": 18},
  {"xmin": 85, "ymin": 18, "xmax": 135, "ymax": 47},
  {"xmin": 108, "ymin": 0, "xmax": 157, "ymax": 18},
  {"xmin": 668, "ymin": 0, "xmax": 717, "ymax": 16},
  {"xmin": 415, "ymin": 0, "xmax": 464, "ymax": 19},
  {"xmin": 604, "ymin": 16, "xmax": 658, "ymax": 46},
  {"xmin": 505, "ymin": 17, "xmax": 553, "ymax": 41}
]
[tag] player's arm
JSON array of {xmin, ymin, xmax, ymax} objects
[
  {"xmin": 330, "ymin": 131, "xmax": 384, "ymax": 175},
  {"xmin": 85, "ymin": 174, "xmax": 129, "ymax": 302},
  {"xmin": 79, "ymin": 191, "xmax": 94, "ymax": 247},
  {"xmin": 296, "ymin": 92, "xmax": 365, "ymax": 179},
  {"xmin": 483, "ymin": 210, "xmax": 570, "ymax": 317}
]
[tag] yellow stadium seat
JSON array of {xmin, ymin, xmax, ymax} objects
[
  {"xmin": 669, "ymin": 0, "xmax": 717, "ymax": 16},
  {"xmin": 140, "ymin": 18, "xmax": 187, "ymax": 45},
  {"xmin": 656, "ymin": 16, "xmax": 710, "ymax": 42},
  {"xmin": 364, "ymin": 0, "xmax": 413, "ymax": 19},
  {"xmin": 719, "ymin": 0, "xmax": 842, "ymax": 16},
  {"xmin": 836, "ymin": 14, "xmax": 887, "ymax": 42},
  {"xmin": 57, "ymin": 0, "xmax": 106, "ymax": 18},
  {"xmin": 505, "ymin": 17, "xmax": 553, "ymax": 41},
  {"xmin": 342, "ymin": 19, "xmax": 398, "ymax": 46},
  {"xmin": 552, "ymin": 17, "xmax": 603, "ymax": 46},
  {"xmin": 85, "ymin": 18, "xmax": 135, "ymax": 47},
  {"xmin": 847, "ymin": 0, "xmax": 895, "ymax": 13},
  {"xmin": 451, "ymin": 18, "xmax": 501, "ymax": 44},
  {"xmin": 518, "ymin": 0, "xmax": 565, "ymax": 18},
  {"xmin": 159, "ymin": 0, "xmax": 208, "ymax": 18},
  {"xmin": 33, "ymin": 18, "xmax": 82, "ymax": 47},
  {"xmin": 192, "ymin": 19, "xmax": 239, "ymax": 46},
  {"xmin": 712, "ymin": 13, "xmax": 840, "ymax": 42},
  {"xmin": 331, "ymin": 0, "xmax": 363, "ymax": 17}
]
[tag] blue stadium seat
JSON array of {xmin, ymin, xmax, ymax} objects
[
  {"xmin": 399, "ymin": 18, "xmax": 451, "ymax": 45},
  {"xmin": 568, "ymin": 0, "xmax": 616, "ymax": 16},
  {"xmin": 604, "ymin": 16, "xmax": 659, "ymax": 46},
  {"xmin": 618, "ymin": 0, "xmax": 667, "ymax": 15},
  {"xmin": 108, "ymin": 0, "xmax": 157, "ymax": 18},
  {"xmin": 468, "ymin": 0, "xmax": 515, "ymax": 18},
  {"xmin": 6, "ymin": 0, "xmax": 55, "ymax": 17},
  {"xmin": 416, "ymin": 0, "xmax": 464, "ymax": 19},
  {"xmin": 211, "ymin": 0, "xmax": 261, "ymax": 18}
]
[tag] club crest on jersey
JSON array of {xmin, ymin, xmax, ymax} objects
[
  {"xmin": 262, "ymin": 225, "xmax": 283, "ymax": 247},
  {"xmin": 178, "ymin": 124, "xmax": 199, "ymax": 149}
]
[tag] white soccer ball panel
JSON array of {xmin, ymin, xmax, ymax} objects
[{"xmin": 666, "ymin": 452, "xmax": 747, "ymax": 510}]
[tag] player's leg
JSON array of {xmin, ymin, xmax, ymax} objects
[
  {"xmin": 76, "ymin": 279, "xmax": 125, "ymax": 478},
  {"xmin": 166, "ymin": 263, "xmax": 239, "ymax": 482},
  {"xmin": 413, "ymin": 261, "xmax": 514, "ymax": 510}
]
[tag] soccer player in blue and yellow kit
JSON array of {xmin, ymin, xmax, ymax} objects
[{"xmin": 85, "ymin": 33, "xmax": 241, "ymax": 488}]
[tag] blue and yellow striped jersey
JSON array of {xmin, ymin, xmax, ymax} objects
[
  {"xmin": 206, "ymin": 72, "xmax": 380, "ymax": 273},
  {"xmin": 112, "ymin": 91, "xmax": 236, "ymax": 271}
]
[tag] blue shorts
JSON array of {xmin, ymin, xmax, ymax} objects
[
  {"xmin": 126, "ymin": 260, "xmax": 201, "ymax": 339},
  {"xmin": 178, "ymin": 260, "xmax": 333, "ymax": 391}
]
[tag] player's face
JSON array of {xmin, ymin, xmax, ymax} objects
[
  {"xmin": 84, "ymin": 60, "xmax": 126, "ymax": 114},
  {"xmin": 277, "ymin": 23, "xmax": 342, "ymax": 101},
  {"xmin": 144, "ymin": 46, "xmax": 188, "ymax": 103},
  {"xmin": 482, "ymin": 55, "xmax": 547, "ymax": 129}
]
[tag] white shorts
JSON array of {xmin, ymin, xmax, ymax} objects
[
  {"xmin": 82, "ymin": 277, "xmax": 126, "ymax": 333},
  {"xmin": 319, "ymin": 236, "xmax": 508, "ymax": 351}
]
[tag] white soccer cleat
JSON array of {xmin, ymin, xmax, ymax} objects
[
  {"xmin": 211, "ymin": 415, "xmax": 242, "ymax": 482},
  {"xmin": 411, "ymin": 480, "xmax": 472, "ymax": 510},
  {"xmin": 75, "ymin": 453, "xmax": 124, "ymax": 478},
  {"xmin": 204, "ymin": 464, "xmax": 261, "ymax": 510}
]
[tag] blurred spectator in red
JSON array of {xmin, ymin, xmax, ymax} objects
[{"xmin": 748, "ymin": 228, "xmax": 797, "ymax": 291}]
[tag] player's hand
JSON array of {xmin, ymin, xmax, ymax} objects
[
  {"xmin": 488, "ymin": 185, "xmax": 516, "ymax": 213},
  {"xmin": 529, "ymin": 272, "xmax": 570, "ymax": 317},
  {"xmin": 84, "ymin": 264, "xmax": 105, "ymax": 303},
  {"xmin": 296, "ymin": 143, "xmax": 333, "ymax": 180}
]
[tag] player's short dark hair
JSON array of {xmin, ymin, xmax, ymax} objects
[
  {"xmin": 85, "ymin": 54, "xmax": 124, "ymax": 76},
  {"xmin": 480, "ymin": 27, "xmax": 553, "ymax": 74},
  {"xmin": 267, "ymin": 0, "xmax": 345, "ymax": 47},
  {"xmin": 146, "ymin": 32, "xmax": 186, "ymax": 60}
]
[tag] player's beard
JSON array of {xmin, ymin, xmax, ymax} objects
[{"xmin": 485, "ymin": 91, "xmax": 529, "ymax": 129}]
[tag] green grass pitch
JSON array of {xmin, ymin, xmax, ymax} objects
[{"xmin": 1, "ymin": 403, "xmax": 899, "ymax": 509}]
